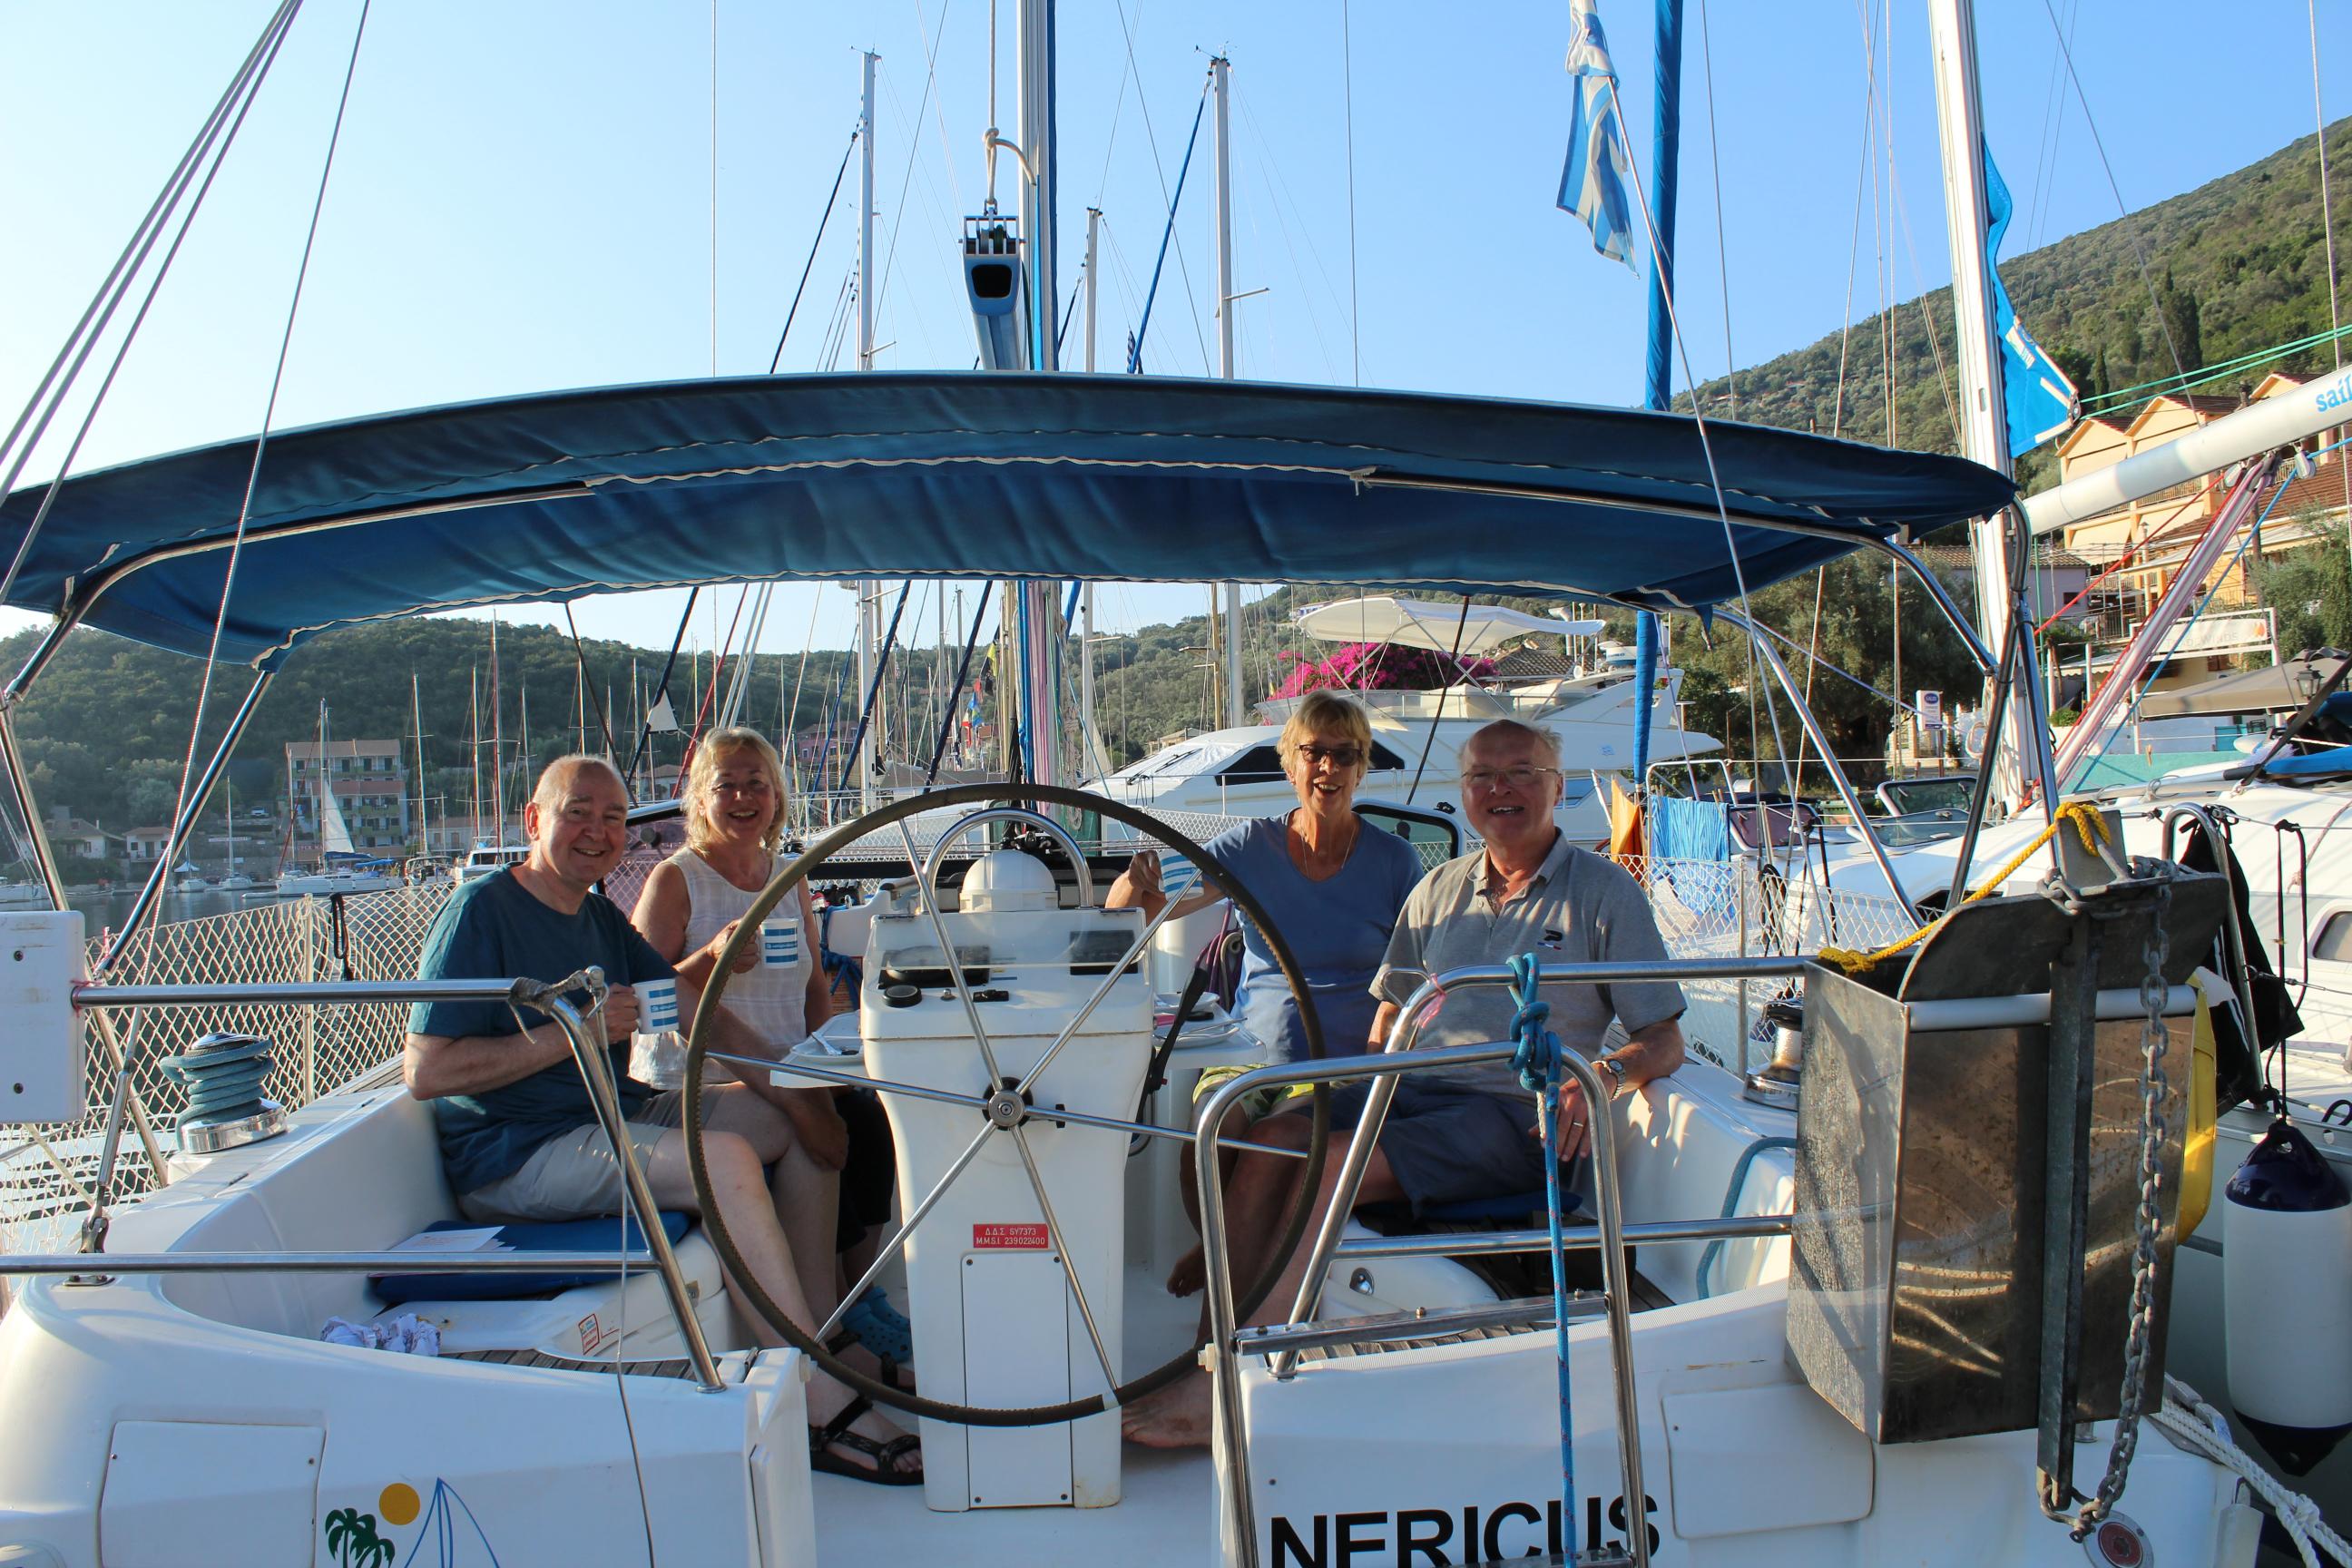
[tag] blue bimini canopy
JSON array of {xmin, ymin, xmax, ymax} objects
[{"xmin": 0, "ymin": 372, "xmax": 2012, "ymax": 670}]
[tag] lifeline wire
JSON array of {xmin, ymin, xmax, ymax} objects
[{"xmin": 153, "ymin": 1, "xmax": 373, "ymax": 968}]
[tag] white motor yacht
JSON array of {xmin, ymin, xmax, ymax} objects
[{"xmin": 1090, "ymin": 598, "xmax": 1719, "ymax": 842}]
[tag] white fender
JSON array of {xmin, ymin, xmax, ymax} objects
[{"xmin": 2224, "ymin": 1118, "xmax": 2352, "ymax": 1437}]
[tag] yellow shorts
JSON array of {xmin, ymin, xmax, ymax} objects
[{"xmin": 1191, "ymin": 1063, "xmax": 1316, "ymax": 1127}]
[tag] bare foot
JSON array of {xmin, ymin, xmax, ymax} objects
[
  {"xmin": 1122, "ymin": 1371, "xmax": 1215, "ymax": 1448},
  {"xmin": 1164, "ymin": 1242, "xmax": 1205, "ymax": 1298},
  {"xmin": 807, "ymin": 1378, "xmax": 923, "ymax": 1478}
]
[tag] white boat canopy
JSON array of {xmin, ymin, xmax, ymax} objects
[{"xmin": 1292, "ymin": 595, "xmax": 1607, "ymax": 658}]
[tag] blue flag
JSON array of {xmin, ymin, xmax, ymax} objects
[
  {"xmin": 1984, "ymin": 142, "xmax": 2080, "ymax": 452},
  {"xmin": 1557, "ymin": 0, "xmax": 1637, "ymax": 270}
]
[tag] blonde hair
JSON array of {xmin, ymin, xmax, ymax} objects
[
  {"xmin": 1277, "ymin": 690, "xmax": 1375, "ymax": 768},
  {"xmin": 683, "ymin": 728, "xmax": 789, "ymax": 853}
]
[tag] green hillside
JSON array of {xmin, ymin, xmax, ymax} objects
[{"xmin": 1685, "ymin": 116, "xmax": 2352, "ymax": 497}]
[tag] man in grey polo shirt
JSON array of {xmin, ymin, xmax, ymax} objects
[{"xmin": 1361, "ymin": 719, "xmax": 1687, "ymax": 1205}]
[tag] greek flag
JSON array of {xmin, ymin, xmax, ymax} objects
[
  {"xmin": 1984, "ymin": 142, "xmax": 2080, "ymax": 451},
  {"xmin": 1557, "ymin": 0, "xmax": 1637, "ymax": 270}
]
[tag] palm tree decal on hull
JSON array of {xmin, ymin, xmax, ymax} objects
[{"xmin": 326, "ymin": 1506, "xmax": 396, "ymax": 1568}]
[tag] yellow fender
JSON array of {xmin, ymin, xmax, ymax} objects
[{"xmin": 2180, "ymin": 975, "xmax": 2221, "ymax": 1240}]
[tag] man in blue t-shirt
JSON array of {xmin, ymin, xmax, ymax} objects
[{"xmin": 406, "ymin": 758, "xmax": 921, "ymax": 1478}]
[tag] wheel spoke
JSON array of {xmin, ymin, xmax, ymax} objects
[
  {"xmin": 895, "ymin": 818, "xmax": 1011, "ymax": 1091},
  {"xmin": 1042, "ymin": 1099, "xmax": 1313, "ymax": 1159},
  {"xmin": 709, "ymin": 1047, "xmax": 986, "ymax": 1114},
  {"xmin": 1021, "ymin": 888, "xmax": 1191, "ymax": 1101},
  {"xmin": 816, "ymin": 1119, "xmax": 996, "ymax": 1344},
  {"xmin": 1006, "ymin": 1122, "xmax": 1122, "ymax": 1403}
]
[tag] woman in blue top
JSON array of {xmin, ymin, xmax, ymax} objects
[{"xmin": 1107, "ymin": 690, "xmax": 1425, "ymax": 1289}]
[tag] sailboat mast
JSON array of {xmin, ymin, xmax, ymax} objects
[
  {"xmin": 488, "ymin": 618, "xmax": 507, "ymax": 843},
  {"xmin": 412, "ymin": 671, "xmax": 429, "ymax": 858},
  {"xmin": 468, "ymin": 666, "xmax": 483, "ymax": 848},
  {"xmin": 1928, "ymin": 0, "xmax": 2059, "ymax": 815},
  {"xmin": 1013, "ymin": 0, "xmax": 1064, "ymax": 788},
  {"xmin": 1211, "ymin": 53, "xmax": 1245, "ymax": 735},
  {"xmin": 855, "ymin": 47, "xmax": 883, "ymax": 809},
  {"xmin": 1081, "ymin": 204, "xmax": 1108, "ymax": 778}
]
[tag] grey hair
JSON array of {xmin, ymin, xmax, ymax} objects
[
  {"xmin": 1462, "ymin": 720, "xmax": 1563, "ymax": 771},
  {"xmin": 531, "ymin": 754, "xmax": 628, "ymax": 813}
]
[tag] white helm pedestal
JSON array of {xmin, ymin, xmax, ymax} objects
[{"xmin": 861, "ymin": 867, "xmax": 1152, "ymax": 1513}]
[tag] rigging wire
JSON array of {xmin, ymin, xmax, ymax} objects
[
  {"xmin": 2037, "ymin": 0, "xmax": 2190, "ymax": 388},
  {"xmin": 1828, "ymin": 0, "xmax": 1881, "ymax": 440},
  {"xmin": 874, "ymin": 14, "xmax": 956, "ymax": 324},
  {"xmin": 1403, "ymin": 598, "xmax": 1474, "ymax": 807},
  {"xmin": 563, "ymin": 604, "xmax": 620, "ymax": 759},
  {"xmin": 784, "ymin": 590, "xmax": 826, "ymax": 803},
  {"xmin": 628, "ymin": 590, "xmax": 702, "ymax": 782},
  {"xmin": 927, "ymin": 584, "xmax": 996, "ymax": 784},
  {"xmin": 2084, "ymin": 322, "xmax": 2352, "ymax": 413},
  {"xmin": 1602, "ymin": 79, "xmax": 1794, "ymax": 785},
  {"xmin": 0, "ymin": 0, "xmax": 302, "ymax": 611},
  {"xmin": 1695, "ymin": 0, "xmax": 1735, "ymax": 414},
  {"xmin": 1234, "ymin": 89, "xmax": 1341, "ymax": 381},
  {"xmin": 2310, "ymin": 0, "xmax": 2349, "ymax": 532},
  {"xmin": 161, "ymin": 0, "xmax": 373, "ymax": 962},
  {"xmin": 1341, "ymin": 0, "xmax": 1360, "ymax": 386},
  {"xmin": 710, "ymin": 0, "xmax": 720, "ymax": 379},
  {"xmin": 2023, "ymin": 0, "xmax": 2079, "ymax": 250},
  {"xmin": 1112, "ymin": 4, "xmax": 1216, "ymax": 374},
  {"xmin": 768, "ymin": 128, "xmax": 859, "ymax": 374}
]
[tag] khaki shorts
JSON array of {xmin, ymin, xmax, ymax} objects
[{"xmin": 456, "ymin": 1090, "xmax": 688, "ymax": 1225}]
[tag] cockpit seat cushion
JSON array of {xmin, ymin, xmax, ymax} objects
[{"xmin": 369, "ymin": 1211, "xmax": 693, "ymax": 1305}]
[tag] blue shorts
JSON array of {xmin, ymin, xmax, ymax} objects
[{"xmin": 1279, "ymin": 1077, "xmax": 1554, "ymax": 1214}]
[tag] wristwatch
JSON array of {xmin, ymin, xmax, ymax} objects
[{"xmin": 1598, "ymin": 1055, "xmax": 1630, "ymax": 1093}]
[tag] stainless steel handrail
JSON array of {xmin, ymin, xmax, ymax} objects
[
  {"xmin": 915, "ymin": 804, "xmax": 1098, "ymax": 906},
  {"xmin": 1232, "ymin": 1293, "xmax": 1611, "ymax": 1358},
  {"xmin": 7, "ymin": 1251, "xmax": 661, "ymax": 1277},
  {"xmin": 65, "ymin": 969, "xmax": 728, "ymax": 1393},
  {"xmin": 1331, "ymin": 1210, "xmax": 1793, "ymax": 1261}
]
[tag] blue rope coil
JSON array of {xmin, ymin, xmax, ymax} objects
[
  {"xmin": 1508, "ymin": 952, "xmax": 1577, "ymax": 1562},
  {"xmin": 161, "ymin": 1032, "xmax": 275, "ymax": 1126}
]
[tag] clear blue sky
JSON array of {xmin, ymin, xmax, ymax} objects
[{"xmin": 1, "ymin": 0, "xmax": 2345, "ymax": 669}]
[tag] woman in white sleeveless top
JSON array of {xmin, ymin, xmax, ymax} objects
[{"xmin": 633, "ymin": 727, "xmax": 917, "ymax": 1482}]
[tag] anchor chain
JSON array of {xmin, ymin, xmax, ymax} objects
[{"xmin": 2073, "ymin": 867, "xmax": 2174, "ymax": 1541}]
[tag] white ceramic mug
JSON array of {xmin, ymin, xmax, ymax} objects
[
  {"xmin": 636, "ymin": 975, "xmax": 680, "ymax": 1032},
  {"xmin": 760, "ymin": 914, "xmax": 801, "ymax": 968}
]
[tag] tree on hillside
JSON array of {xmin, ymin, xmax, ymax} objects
[
  {"xmin": 1674, "ymin": 554, "xmax": 1982, "ymax": 783},
  {"xmin": 2254, "ymin": 520, "xmax": 2352, "ymax": 656}
]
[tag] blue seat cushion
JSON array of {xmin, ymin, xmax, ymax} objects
[{"xmin": 370, "ymin": 1212, "xmax": 693, "ymax": 1305}]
